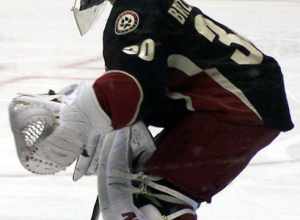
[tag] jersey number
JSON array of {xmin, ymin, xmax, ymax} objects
[{"xmin": 194, "ymin": 14, "xmax": 263, "ymax": 65}]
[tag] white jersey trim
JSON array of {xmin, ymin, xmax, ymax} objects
[
  {"xmin": 168, "ymin": 54, "xmax": 203, "ymax": 76},
  {"xmin": 167, "ymin": 91, "xmax": 195, "ymax": 111},
  {"xmin": 205, "ymin": 68, "xmax": 262, "ymax": 120},
  {"xmin": 167, "ymin": 54, "xmax": 262, "ymax": 120}
]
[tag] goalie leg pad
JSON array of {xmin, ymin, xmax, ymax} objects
[
  {"xmin": 140, "ymin": 204, "xmax": 196, "ymax": 220},
  {"xmin": 73, "ymin": 121, "xmax": 156, "ymax": 181},
  {"xmin": 97, "ymin": 123, "xmax": 198, "ymax": 220},
  {"xmin": 98, "ymin": 127, "xmax": 148, "ymax": 220}
]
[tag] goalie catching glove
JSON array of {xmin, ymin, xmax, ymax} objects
[{"xmin": 9, "ymin": 82, "xmax": 113, "ymax": 175}]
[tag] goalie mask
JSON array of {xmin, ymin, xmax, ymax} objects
[{"xmin": 72, "ymin": 0, "xmax": 108, "ymax": 36}]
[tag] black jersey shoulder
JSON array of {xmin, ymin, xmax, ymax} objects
[
  {"xmin": 103, "ymin": 0, "xmax": 190, "ymax": 126},
  {"xmin": 104, "ymin": 0, "xmax": 165, "ymax": 38}
]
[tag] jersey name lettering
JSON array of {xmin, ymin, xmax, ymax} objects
[{"xmin": 168, "ymin": 0, "xmax": 192, "ymax": 24}]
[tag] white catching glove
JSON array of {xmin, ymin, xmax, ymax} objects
[{"xmin": 9, "ymin": 82, "xmax": 113, "ymax": 175}]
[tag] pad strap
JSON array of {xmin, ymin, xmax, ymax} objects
[
  {"xmin": 140, "ymin": 204, "xmax": 196, "ymax": 220},
  {"xmin": 167, "ymin": 209, "xmax": 196, "ymax": 220},
  {"xmin": 111, "ymin": 171, "xmax": 199, "ymax": 210}
]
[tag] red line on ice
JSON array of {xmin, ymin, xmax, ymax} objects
[
  {"xmin": 61, "ymin": 57, "xmax": 100, "ymax": 69},
  {"xmin": 0, "ymin": 75, "xmax": 96, "ymax": 87}
]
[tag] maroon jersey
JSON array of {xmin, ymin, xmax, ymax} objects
[{"xmin": 95, "ymin": 0, "xmax": 293, "ymax": 131}]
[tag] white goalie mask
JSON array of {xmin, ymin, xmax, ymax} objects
[{"xmin": 72, "ymin": 0, "xmax": 108, "ymax": 36}]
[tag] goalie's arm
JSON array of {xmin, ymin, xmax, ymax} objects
[{"xmin": 95, "ymin": 0, "xmax": 187, "ymax": 128}]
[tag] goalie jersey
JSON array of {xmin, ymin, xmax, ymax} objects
[{"xmin": 101, "ymin": 0, "xmax": 294, "ymax": 131}]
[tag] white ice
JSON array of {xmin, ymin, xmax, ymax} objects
[{"xmin": 0, "ymin": 0, "xmax": 299, "ymax": 219}]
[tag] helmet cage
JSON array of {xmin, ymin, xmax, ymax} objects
[{"xmin": 72, "ymin": 0, "xmax": 107, "ymax": 36}]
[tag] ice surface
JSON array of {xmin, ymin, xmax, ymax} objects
[{"xmin": 0, "ymin": 0, "xmax": 299, "ymax": 219}]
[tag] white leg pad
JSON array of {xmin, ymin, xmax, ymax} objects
[
  {"xmin": 140, "ymin": 205, "xmax": 165, "ymax": 220},
  {"xmin": 96, "ymin": 122, "xmax": 197, "ymax": 220},
  {"xmin": 98, "ymin": 127, "xmax": 148, "ymax": 220}
]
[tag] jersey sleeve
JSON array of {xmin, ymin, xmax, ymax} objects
[{"xmin": 94, "ymin": 0, "xmax": 187, "ymax": 128}]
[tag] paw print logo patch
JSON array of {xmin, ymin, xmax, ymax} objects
[{"xmin": 115, "ymin": 10, "xmax": 139, "ymax": 35}]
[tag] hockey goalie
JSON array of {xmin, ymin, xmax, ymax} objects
[{"xmin": 9, "ymin": 0, "xmax": 294, "ymax": 219}]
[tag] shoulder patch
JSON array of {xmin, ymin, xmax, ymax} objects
[{"xmin": 115, "ymin": 10, "xmax": 140, "ymax": 35}]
